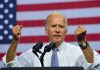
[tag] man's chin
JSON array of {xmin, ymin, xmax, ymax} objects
[
  {"xmin": 52, "ymin": 40, "xmax": 62, "ymax": 44},
  {"xmin": 50, "ymin": 38, "xmax": 63, "ymax": 43},
  {"xmin": 53, "ymin": 41, "xmax": 63, "ymax": 47}
]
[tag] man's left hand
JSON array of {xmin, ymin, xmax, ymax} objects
[{"xmin": 75, "ymin": 25, "xmax": 87, "ymax": 44}]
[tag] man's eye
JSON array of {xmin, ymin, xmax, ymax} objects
[
  {"xmin": 60, "ymin": 25, "xmax": 64, "ymax": 28},
  {"xmin": 51, "ymin": 25, "xmax": 56, "ymax": 27}
]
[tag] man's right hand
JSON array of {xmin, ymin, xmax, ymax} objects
[
  {"xmin": 12, "ymin": 25, "xmax": 22, "ymax": 41},
  {"xmin": 6, "ymin": 25, "xmax": 22, "ymax": 63}
]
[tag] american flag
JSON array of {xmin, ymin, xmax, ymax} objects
[{"xmin": 0, "ymin": 0, "xmax": 100, "ymax": 67}]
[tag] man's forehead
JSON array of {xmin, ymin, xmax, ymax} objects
[{"xmin": 45, "ymin": 12, "xmax": 68, "ymax": 27}]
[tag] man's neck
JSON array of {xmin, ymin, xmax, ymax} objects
[{"xmin": 55, "ymin": 41, "xmax": 63, "ymax": 48}]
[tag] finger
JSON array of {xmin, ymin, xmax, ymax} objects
[
  {"xmin": 12, "ymin": 27, "xmax": 21, "ymax": 35},
  {"xmin": 78, "ymin": 25, "xmax": 85, "ymax": 28},
  {"xmin": 78, "ymin": 25, "xmax": 86, "ymax": 30},
  {"xmin": 78, "ymin": 25, "xmax": 82, "ymax": 28},
  {"xmin": 14, "ymin": 30, "xmax": 21, "ymax": 35},
  {"xmin": 20, "ymin": 25, "xmax": 23, "ymax": 29},
  {"xmin": 17, "ymin": 30, "xmax": 21, "ymax": 35},
  {"xmin": 15, "ymin": 25, "xmax": 22, "ymax": 31}
]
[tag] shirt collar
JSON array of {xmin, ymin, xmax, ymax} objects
[{"xmin": 57, "ymin": 41, "xmax": 66, "ymax": 52}]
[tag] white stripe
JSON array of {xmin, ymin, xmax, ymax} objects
[
  {"xmin": 68, "ymin": 24, "xmax": 100, "ymax": 35},
  {"xmin": 21, "ymin": 24, "xmax": 100, "ymax": 36},
  {"xmin": 0, "ymin": 43, "xmax": 42, "ymax": 53},
  {"xmin": 17, "ymin": 7, "xmax": 100, "ymax": 21},
  {"xmin": 17, "ymin": 0, "xmax": 91, "ymax": 5},
  {"xmin": 71, "ymin": 41, "xmax": 100, "ymax": 51},
  {"xmin": 21, "ymin": 27, "xmax": 46, "ymax": 36},
  {"xmin": 0, "ymin": 41, "xmax": 100, "ymax": 52},
  {"xmin": 0, "ymin": 61, "xmax": 5, "ymax": 68}
]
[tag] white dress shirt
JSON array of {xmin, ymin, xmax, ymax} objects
[{"xmin": 2, "ymin": 42, "xmax": 100, "ymax": 70}]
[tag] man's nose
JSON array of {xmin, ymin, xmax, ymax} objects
[{"xmin": 55, "ymin": 26, "xmax": 60, "ymax": 33}]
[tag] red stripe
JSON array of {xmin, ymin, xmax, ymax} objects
[
  {"xmin": 0, "ymin": 53, "xmax": 21, "ymax": 60},
  {"xmin": 17, "ymin": 1, "xmax": 100, "ymax": 11},
  {"xmin": 17, "ymin": 17, "xmax": 100, "ymax": 27},
  {"xmin": 97, "ymin": 50, "xmax": 100, "ymax": 54},
  {"xmin": 19, "ymin": 34, "xmax": 100, "ymax": 43}
]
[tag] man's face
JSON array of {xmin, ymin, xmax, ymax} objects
[{"xmin": 46, "ymin": 15, "xmax": 67, "ymax": 44}]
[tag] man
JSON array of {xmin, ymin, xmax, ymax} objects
[{"xmin": 2, "ymin": 12, "xmax": 100, "ymax": 69}]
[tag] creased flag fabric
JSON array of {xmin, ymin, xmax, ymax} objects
[{"xmin": 0, "ymin": 0, "xmax": 100, "ymax": 66}]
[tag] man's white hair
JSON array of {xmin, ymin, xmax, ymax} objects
[{"xmin": 45, "ymin": 12, "xmax": 68, "ymax": 29}]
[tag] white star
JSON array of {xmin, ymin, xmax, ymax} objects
[
  {"xmin": 9, "ymin": 14, "xmax": 13, "ymax": 19},
  {"xmin": 0, "ymin": 14, "xmax": 4, "ymax": 19},
  {"xmin": 9, "ymin": 24, "xmax": 13, "ymax": 29},
  {"xmin": 4, "ymin": 30, "xmax": 8, "ymax": 35},
  {"xmin": 0, "ymin": 25, "xmax": 4, "ymax": 30},
  {"xmin": 0, "ymin": 36, "xmax": 3, "ymax": 40},
  {"xmin": 4, "ymin": 0, "xmax": 9, "ymax": 3},
  {"xmin": 9, "ymin": 3, "xmax": 14, "ymax": 8},
  {"xmin": 4, "ymin": 19, "xmax": 9, "ymax": 24},
  {"xmin": 4, "ymin": 9, "xmax": 9, "ymax": 14},
  {"xmin": 9, "ymin": 35, "xmax": 13, "ymax": 40},
  {"xmin": 0, "ymin": 4, "xmax": 4, "ymax": 8}
]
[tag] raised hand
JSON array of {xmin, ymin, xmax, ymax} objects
[
  {"xmin": 6, "ymin": 25, "xmax": 22, "ymax": 63},
  {"xmin": 74, "ymin": 25, "xmax": 87, "ymax": 44},
  {"xmin": 12, "ymin": 25, "xmax": 22, "ymax": 41},
  {"xmin": 75, "ymin": 25, "xmax": 94, "ymax": 63}
]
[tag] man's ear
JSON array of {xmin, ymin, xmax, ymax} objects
[{"xmin": 45, "ymin": 27, "xmax": 48, "ymax": 35}]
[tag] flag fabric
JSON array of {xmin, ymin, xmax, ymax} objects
[
  {"xmin": 0, "ymin": 0, "xmax": 100, "ymax": 67},
  {"xmin": 0, "ymin": 0, "xmax": 16, "ymax": 44}
]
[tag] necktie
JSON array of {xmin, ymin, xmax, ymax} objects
[{"xmin": 51, "ymin": 48, "xmax": 59, "ymax": 67}]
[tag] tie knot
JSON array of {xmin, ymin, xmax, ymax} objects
[{"xmin": 53, "ymin": 48, "xmax": 58, "ymax": 52}]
